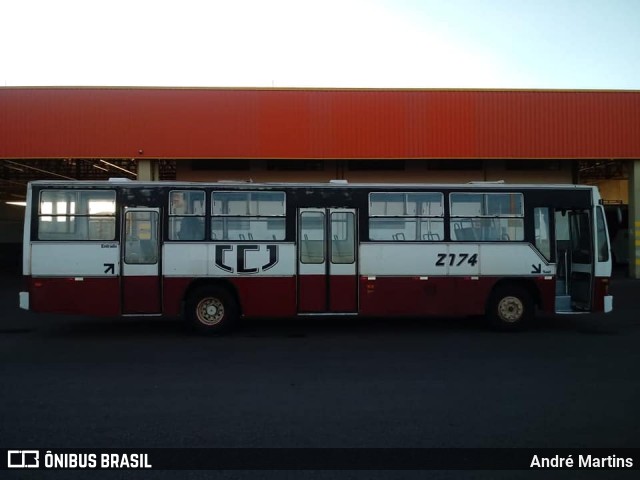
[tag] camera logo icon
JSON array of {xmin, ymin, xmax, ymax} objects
[{"xmin": 7, "ymin": 450, "xmax": 39, "ymax": 468}]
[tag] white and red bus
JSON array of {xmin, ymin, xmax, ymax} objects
[{"xmin": 19, "ymin": 179, "xmax": 613, "ymax": 332}]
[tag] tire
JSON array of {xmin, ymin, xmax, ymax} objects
[
  {"xmin": 486, "ymin": 285, "xmax": 533, "ymax": 331},
  {"xmin": 186, "ymin": 286, "xmax": 238, "ymax": 334}
]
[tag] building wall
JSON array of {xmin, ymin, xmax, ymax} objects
[
  {"xmin": 0, "ymin": 203, "xmax": 24, "ymax": 273},
  {"xmin": 0, "ymin": 203, "xmax": 24, "ymax": 242},
  {"xmin": 3, "ymin": 89, "xmax": 640, "ymax": 160},
  {"xmin": 176, "ymin": 159, "xmax": 574, "ymax": 184},
  {"xmin": 585, "ymin": 179, "xmax": 629, "ymax": 203}
]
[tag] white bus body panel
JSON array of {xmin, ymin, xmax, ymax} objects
[
  {"xmin": 360, "ymin": 243, "xmax": 553, "ymax": 277},
  {"xmin": 162, "ymin": 243, "xmax": 297, "ymax": 277},
  {"xmin": 30, "ymin": 242, "xmax": 120, "ymax": 277}
]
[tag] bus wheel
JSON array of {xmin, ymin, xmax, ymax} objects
[
  {"xmin": 187, "ymin": 286, "xmax": 238, "ymax": 334},
  {"xmin": 487, "ymin": 286, "xmax": 532, "ymax": 331}
]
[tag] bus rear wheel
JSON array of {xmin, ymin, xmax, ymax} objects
[
  {"xmin": 487, "ymin": 286, "xmax": 533, "ymax": 331},
  {"xmin": 187, "ymin": 286, "xmax": 238, "ymax": 334}
]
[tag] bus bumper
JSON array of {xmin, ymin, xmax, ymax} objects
[
  {"xmin": 19, "ymin": 291, "xmax": 29, "ymax": 310},
  {"xmin": 604, "ymin": 295, "xmax": 613, "ymax": 313}
]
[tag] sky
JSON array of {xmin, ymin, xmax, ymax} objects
[{"xmin": 1, "ymin": 0, "xmax": 639, "ymax": 89}]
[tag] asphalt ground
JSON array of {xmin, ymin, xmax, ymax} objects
[{"xmin": 1, "ymin": 268, "xmax": 639, "ymax": 479}]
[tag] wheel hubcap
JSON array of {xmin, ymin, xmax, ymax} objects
[
  {"xmin": 196, "ymin": 297, "xmax": 225, "ymax": 326},
  {"xmin": 497, "ymin": 296, "xmax": 524, "ymax": 323}
]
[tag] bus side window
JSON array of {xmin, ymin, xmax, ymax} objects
[
  {"xmin": 300, "ymin": 212, "xmax": 325, "ymax": 264},
  {"xmin": 534, "ymin": 207, "xmax": 551, "ymax": 260},
  {"xmin": 453, "ymin": 222, "xmax": 477, "ymax": 241},
  {"xmin": 480, "ymin": 221, "xmax": 499, "ymax": 241},
  {"xmin": 423, "ymin": 232, "xmax": 441, "ymax": 241},
  {"xmin": 178, "ymin": 217, "xmax": 204, "ymax": 241},
  {"xmin": 169, "ymin": 190, "xmax": 206, "ymax": 241}
]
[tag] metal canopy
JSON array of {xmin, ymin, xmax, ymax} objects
[{"xmin": 0, "ymin": 159, "xmax": 176, "ymax": 201}]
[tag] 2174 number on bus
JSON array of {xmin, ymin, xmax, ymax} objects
[{"xmin": 435, "ymin": 253, "xmax": 478, "ymax": 267}]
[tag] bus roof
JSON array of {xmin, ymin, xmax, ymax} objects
[{"xmin": 26, "ymin": 179, "xmax": 598, "ymax": 191}]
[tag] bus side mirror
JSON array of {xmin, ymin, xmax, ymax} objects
[{"xmin": 616, "ymin": 207, "xmax": 623, "ymax": 224}]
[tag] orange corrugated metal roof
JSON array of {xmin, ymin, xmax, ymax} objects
[{"xmin": 1, "ymin": 87, "xmax": 639, "ymax": 159}]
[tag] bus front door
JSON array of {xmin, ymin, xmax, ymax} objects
[
  {"xmin": 297, "ymin": 208, "xmax": 358, "ymax": 313},
  {"xmin": 555, "ymin": 209, "xmax": 593, "ymax": 311},
  {"xmin": 121, "ymin": 208, "xmax": 162, "ymax": 314},
  {"xmin": 568, "ymin": 210, "xmax": 593, "ymax": 310}
]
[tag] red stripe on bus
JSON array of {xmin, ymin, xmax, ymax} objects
[
  {"xmin": 26, "ymin": 274, "xmax": 557, "ymax": 319},
  {"xmin": 162, "ymin": 276, "xmax": 298, "ymax": 318},
  {"xmin": 591, "ymin": 277, "xmax": 608, "ymax": 313},
  {"xmin": 359, "ymin": 276, "xmax": 556, "ymax": 317},
  {"xmin": 229, "ymin": 276, "xmax": 297, "ymax": 318},
  {"xmin": 297, "ymin": 275, "xmax": 327, "ymax": 313},
  {"xmin": 330, "ymin": 275, "xmax": 358, "ymax": 312},
  {"xmin": 122, "ymin": 276, "xmax": 162, "ymax": 314},
  {"xmin": 29, "ymin": 276, "xmax": 120, "ymax": 316},
  {"xmin": 360, "ymin": 276, "xmax": 457, "ymax": 317}
]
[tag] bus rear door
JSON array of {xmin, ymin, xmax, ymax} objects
[{"xmin": 297, "ymin": 208, "xmax": 358, "ymax": 313}]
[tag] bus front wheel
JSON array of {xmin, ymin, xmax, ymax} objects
[
  {"xmin": 187, "ymin": 286, "xmax": 238, "ymax": 334},
  {"xmin": 487, "ymin": 286, "xmax": 533, "ymax": 331}
]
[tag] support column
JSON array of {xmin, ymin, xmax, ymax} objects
[
  {"xmin": 629, "ymin": 160, "xmax": 640, "ymax": 279},
  {"xmin": 137, "ymin": 159, "xmax": 159, "ymax": 181}
]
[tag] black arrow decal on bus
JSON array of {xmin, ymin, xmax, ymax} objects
[
  {"xmin": 262, "ymin": 245, "xmax": 278, "ymax": 271},
  {"xmin": 531, "ymin": 264, "xmax": 542, "ymax": 274},
  {"xmin": 215, "ymin": 245, "xmax": 234, "ymax": 273},
  {"xmin": 104, "ymin": 263, "xmax": 115, "ymax": 274}
]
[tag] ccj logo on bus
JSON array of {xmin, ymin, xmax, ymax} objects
[{"xmin": 6, "ymin": 450, "xmax": 152, "ymax": 469}]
